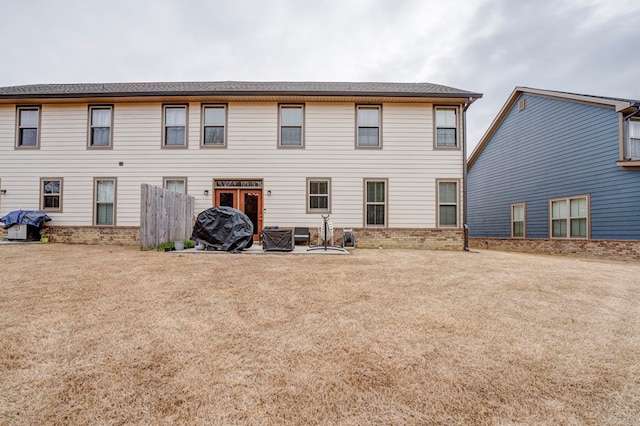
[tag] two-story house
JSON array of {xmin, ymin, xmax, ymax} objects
[
  {"xmin": 467, "ymin": 87, "xmax": 640, "ymax": 259},
  {"xmin": 0, "ymin": 81, "xmax": 481, "ymax": 249}
]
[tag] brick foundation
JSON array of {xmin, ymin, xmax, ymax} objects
[
  {"xmin": 42, "ymin": 225, "xmax": 140, "ymax": 245},
  {"xmin": 311, "ymin": 227, "xmax": 464, "ymax": 250},
  {"xmin": 470, "ymin": 237, "xmax": 640, "ymax": 261},
  {"xmin": 3, "ymin": 225, "xmax": 463, "ymax": 250}
]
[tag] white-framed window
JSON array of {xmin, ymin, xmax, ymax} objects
[
  {"xmin": 163, "ymin": 177, "xmax": 187, "ymax": 194},
  {"xmin": 357, "ymin": 105, "xmax": 381, "ymax": 147},
  {"xmin": 511, "ymin": 203, "xmax": 525, "ymax": 238},
  {"xmin": 95, "ymin": 178, "xmax": 116, "ymax": 226},
  {"xmin": 88, "ymin": 106, "xmax": 113, "ymax": 148},
  {"xmin": 629, "ymin": 119, "xmax": 640, "ymax": 159},
  {"xmin": 435, "ymin": 107, "xmax": 458, "ymax": 148},
  {"xmin": 307, "ymin": 178, "xmax": 330, "ymax": 213},
  {"xmin": 163, "ymin": 105, "xmax": 187, "ymax": 147},
  {"xmin": 364, "ymin": 178, "xmax": 387, "ymax": 227},
  {"xmin": 40, "ymin": 178, "xmax": 63, "ymax": 212},
  {"xmin": 437, "ymin": 180, "xmax": 459, "ymax": 227},
  {"xmin": 279, "ymin": 105, "xmax": 304, "ymax": 147},
  {"xmin": 16, "ymin": 106, "xmax": 40, "ymax": 148},
  {"xmin": 550, "ymin": 195, "xmax": 589, "ymax": 238},
  {"xmin": 202, "ymin": 105, "xmax": 226, "ymax": 147}
]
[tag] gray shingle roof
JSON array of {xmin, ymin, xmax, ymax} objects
[
  {"xmin": 0, "ymin": 81, "xmax": 482, "ymax": 99},
  {"xmin": 516, "ymin": 86, "xmax": 640, "ymax": 105}
]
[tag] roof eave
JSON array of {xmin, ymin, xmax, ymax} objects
[{"xmin": 0, "ymin": 90, "xmax": 483, "ymax": 100}]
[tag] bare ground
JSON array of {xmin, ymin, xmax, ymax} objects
[{"xmin": 0, "ymin": 244, "xmax": 639, "ymax": 425}]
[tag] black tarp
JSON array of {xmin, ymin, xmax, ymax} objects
[
  {"xmin": 191, "ymin": 206, "xmax": 253, "ymax": 253},
  {"xmin": 262, "ymin": 228, "xmax": 294, "ymax": 251}
]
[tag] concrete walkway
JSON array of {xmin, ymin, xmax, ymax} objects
[{"xmin": 177, "ymin": 243, "xmax": 351, "ymax": 255}]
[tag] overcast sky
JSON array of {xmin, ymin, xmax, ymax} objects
[{"xmin": 1, "ymin": 0, "xmax": 638, "ymax": 154}]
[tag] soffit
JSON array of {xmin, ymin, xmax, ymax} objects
[{"xmin": 0, "ymin": 95, "xmax": 474, "ymax": 105}]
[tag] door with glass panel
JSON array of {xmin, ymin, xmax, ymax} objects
[{"xmin": 214, "ymin": 180, "xmax": 263, "ymax": 241}]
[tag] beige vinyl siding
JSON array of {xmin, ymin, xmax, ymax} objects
[
  {"xmin": 0, "ymin": 101, "xmax": 464, "ymax": 229},
  {"xmin": 0, "ymin": 105, "xmax": 14, "ymax": 149}
]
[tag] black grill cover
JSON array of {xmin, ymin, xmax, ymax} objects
[{"xmin": 191, "ymin": 206, "xmax": 254, "ymax": 253}]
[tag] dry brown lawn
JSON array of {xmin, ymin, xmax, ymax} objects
[{"xmin": 1, "ymin": 244, "xmax": 639, "ymax": 425}]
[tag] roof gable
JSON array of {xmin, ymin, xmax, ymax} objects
[{"xmin": 468, "ymin": 87, "xmax": 640, "ymax": 169}]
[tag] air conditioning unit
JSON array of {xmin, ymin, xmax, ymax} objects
[{"xmin": 8, "ymin": 224, "xmax": 27, "ymax": 240}]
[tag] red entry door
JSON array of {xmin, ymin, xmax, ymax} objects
[{"xmin": 214, "ymin": 189, "xmax": 262, "ymax": 240}]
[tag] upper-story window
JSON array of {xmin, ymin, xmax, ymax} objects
[
  {"xmin": 629, "ymin": 119, "xmax": 640, "ymax": 159},
  {"xmin": 357, "ymin": 105, "xmax": 381, "ymax": 148},
  {"xmin": 550, "ymin": 195, "xmax": 589, "ymax": 239},
  {"xmin": 279, "ymin": 105, "xmax": 304, "ymax": 147},
  {"xmin": 16, "ymin": 106, "xmax": 40, "ymax": 148},
  {"xmin": 435, "ymin": 107, "xmax": 458, "ymax": 148},
  {"xmin": 89, "ymin": 106, "xmax": 113, "ymax": 148},
  {"xmin": 163, "ymin": 105, "xmax": 187, "ymax": 147},
  {"xmin": 202, "ymin": 105, "xmax": 226, "ymax": 147}
]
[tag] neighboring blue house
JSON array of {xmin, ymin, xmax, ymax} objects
[{"xmin": 467, "ymin": 87, "xmax": 640, "ymax": 258}]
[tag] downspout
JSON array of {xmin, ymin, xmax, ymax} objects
[
  {"xmin": 622, "ymin": 103, "xmax": 640, "ymax": 160},
  {"xmin": 462, "ymin": 97, "xmax": 473, "ymax": 251}
]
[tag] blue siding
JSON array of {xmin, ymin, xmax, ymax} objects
[{"xmin": 468, "ymin": 94, "xmax": 640, "ymax": 240}]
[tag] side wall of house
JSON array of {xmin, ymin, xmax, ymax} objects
[
  {"xmin": 0, "ymin": 100, "xmax": 465, "ymax": 247},
  {"xmin": 468, "ymin": 94, "xmax": 640, "ymax": 240}
]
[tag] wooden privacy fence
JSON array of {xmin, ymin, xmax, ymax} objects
[{"xmin": 140, "ymin": 184, "xmax": 195, "ymax": 249}]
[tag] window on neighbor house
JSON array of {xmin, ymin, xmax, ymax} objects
[
  {"xmin": 629, "ymin": 119, "xmax": 640, "ymax": 159},
  {"xmin": 365, "ymin": 179, "xmax": 387, "ymax": 226},
  {"xmin": 511, "ymin": 203, "xmax": 525, "ymax": 238},
  {"xmin": 550, "ymin": 195, "xmax": 589, "ymax": 238},
  {"xmin": 357, "ymin": 106, "xmax": 381, "ymax": 147},
  {"xmin": 163, "ymin": 105, "xmax": 187, "ymax": 147},
  {"xmin": 307, "ymin": 178, "xmax": 330, "ymax": 213},
  {"xmin": 16, "ymin": 106, "xmax": 40, "ymax": 148},
  {"xmin": 279, "ymin": 105, "xmax": 304, "ymax": 147},
  {"xmin": 89, "ymin": 106, "xmax": 113, "ymax": 148},
  {"xmin": 163, "ymin": 177, "xmax": 187, "ymax": 194},
  {"xmin": 202, "ymin": 105, "xmax": 226, "ymax": 147},
  {"xmin": 435, "ymin": 107, "xmax": 458, "ymax": 148},
  {"xmin": 437, "ymin": 180, "xmax": 458, "ymax": 227},
  {"xmin": 95, "ymin": 178, "xmax": 116, "ymax": 226},
  {"xmin": 41, "ymin": 178, "xmax": 63, "ymax": 212}
]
